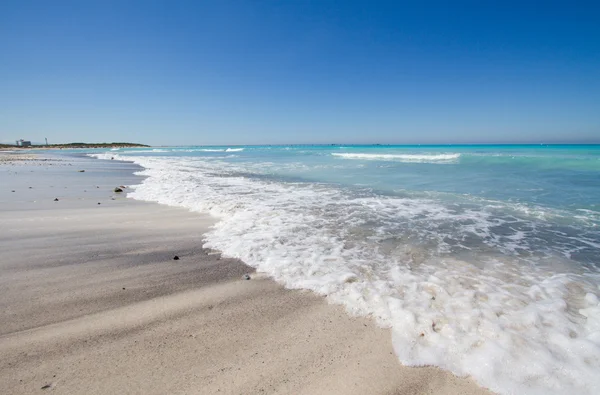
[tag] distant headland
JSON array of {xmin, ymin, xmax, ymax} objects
[{"xmin": 0, "ymin": 142, "xmax": 149, "ymax": 149}]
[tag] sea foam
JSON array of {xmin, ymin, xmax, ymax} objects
[
  {"xmin": 91, "ymin": 152, "xmax": 600, "ymax": 395},
  {"xmin": 332, "ymin": 152, "xmax": 461, "ymax": 163}
]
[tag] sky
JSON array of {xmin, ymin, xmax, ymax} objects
[{"xmin": 1, "ymin": 0, "xmax": 599, "ymax": 146}]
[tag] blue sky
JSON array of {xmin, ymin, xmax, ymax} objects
[{"xmin": 1, "ymin": 1, "xmax": 599, "ymax": 145}]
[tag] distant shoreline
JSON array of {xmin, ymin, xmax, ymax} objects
[
  {"xmin": 0, "ymin": 142, "xmax": 149, "ymax": 149},
  {"xmin": 3, "ymin": 142, "xmax": 599, "ymax": 150}
]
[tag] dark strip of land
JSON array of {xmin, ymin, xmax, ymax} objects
[{"xmin": 1, "ymin": 142, "xmax": 149, "ymax": 149}]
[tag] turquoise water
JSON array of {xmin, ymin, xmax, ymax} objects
[
  {"xmin": 100, "ymin": 144, "xmax": 600, "ymax": 262},
  {"xmin": 91, "ymin": 144, "xmax": 600, "ymax": 395},
  {"xmin": 108, "ymin": 144, "xmax": 600, "ymax": 205}
]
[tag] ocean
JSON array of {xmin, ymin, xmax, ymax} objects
[{"xmin": 91, "ymin": 144, "xmax": 600, "ymax": 395}]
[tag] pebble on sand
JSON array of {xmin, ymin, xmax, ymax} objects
[
  {"xmin": 78, "ymin": 170, "xmax": 85, "ymax": 172},
  {"xmin": 114, "ymin": 187, "xmax": 123, "ymax": 193},
  {"xmin": 54, "ymin": 198, "xmax": 59, "ymax": 202},
  {"xmin": 243, "ymin": 274, "xmax": 251, "ymax": 280},
  {"xmin": 173, "ymin": 256, "xmax": 180, "ymax": 260}
]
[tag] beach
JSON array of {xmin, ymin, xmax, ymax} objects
[{"xmin": 0, "ymin": 152, "xmax": 490, "ymax": 395}]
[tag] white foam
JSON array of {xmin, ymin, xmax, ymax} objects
[
  {"xmin": 165, "ymin": 148, "xmax": 231, "ymax": 153},
  {"xmin": 120, "ymin": 149, "xmax": 171, "ymax": 153},
  {"xmin": 90, "ymin": 152, "xmax": 600, "ymax": 395},
  {"xmin": 332, "ymin": 152, "xmax": 461, "ymax": 163},
  {"xmin": 225, "ymin": 148, "xmax": 245, "ymax": 152}
]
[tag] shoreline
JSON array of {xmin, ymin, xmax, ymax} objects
[{"xmin": 0, "ymin": 152, "xmax": 491, "ymax": 394}]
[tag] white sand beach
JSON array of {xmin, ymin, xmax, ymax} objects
[{"xmin": 0, "ymin": 152, "xmax": 491, "ymax": 394}]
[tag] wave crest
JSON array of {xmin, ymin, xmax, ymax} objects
[{"xmin": 332, "ymin": 153, "xmax": 460, "ymax": 163}]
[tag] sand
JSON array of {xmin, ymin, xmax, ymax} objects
[{"xmin": 0, "ymin": 153, "xmax": 492, "ymax": 394}]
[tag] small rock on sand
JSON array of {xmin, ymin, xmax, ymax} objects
[
  {"xmin": 54, "ymin": 198, "xmax": 59, "ymax": 202},
  {"xmin": 78, "ymin": 170, "xmax": 85, "ymax": 172},
  {"xmin": 114, "ymin": 187, "xmax": 123, "ymax": 193},
  {"xmin": 243, "ymin": 274, "xmax": 251, "ymax": 280},
  {"xmin": 173, "ymin": 255, "xmax": 180, "ymax": 261}
]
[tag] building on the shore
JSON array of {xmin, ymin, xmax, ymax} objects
[{"xmin": 16, "ymin": 139, "xmax": 32, "ymax": 147}]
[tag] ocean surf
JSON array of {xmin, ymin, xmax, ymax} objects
[{"xmin": 91, "ymin": 144, "xmax": 600, "ymax": 395}]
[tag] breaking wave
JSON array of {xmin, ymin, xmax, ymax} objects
[
  {"xmin": 332, "ymin": 153, "xmax": 461, "ymax": 163},
  {"xmin": 89, "ymin": 150, "xmax": 600, "ymax": 395}
]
